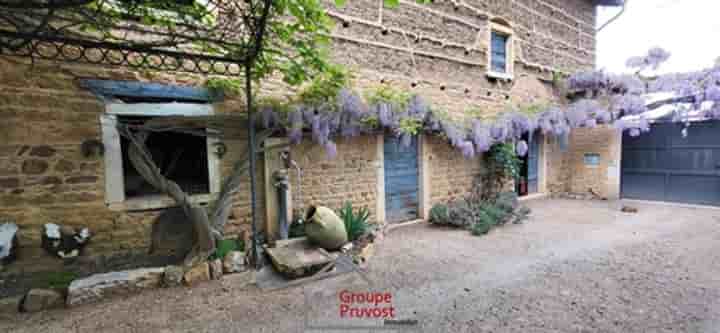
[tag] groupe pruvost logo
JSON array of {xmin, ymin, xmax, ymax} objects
[
  {"xmin": 303, "ymin": 254, "xmax": 419, "ymax": 331},
  {"xmin": 338, "ymin": 290, "xmax": 396, "ymax": 319}
]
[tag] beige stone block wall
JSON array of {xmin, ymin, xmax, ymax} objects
[
  {"xmin": 567, "ymin": 126, "xmax": 622, "ymax": 199},
  {"xmin": 0, "ymin": 57, "xmax": 262, "ymax": 271},
  {"xmin": 425, "ymin": 136, "xmax": 485, "ymax": 205},
  {"xmin": 0, "ymin": 0, "xmax": 602, "ymax": 270},
  {"xmin": 286, "ymin": 135, "xmax": 380, "ymax": 222},
  {"xmin": 543, "ymin": 134, "xmax": 572, "ymax": 194}
]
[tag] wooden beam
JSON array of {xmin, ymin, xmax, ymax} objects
[
  {"xmin": 264, "ymin": 138, "xmax": 292, "ymax": 242},
  {"xmin": 80, "ymin": 79, "xmax": 220, "ymax": 102}
]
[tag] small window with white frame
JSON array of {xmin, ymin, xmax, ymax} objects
[
  {"xmin": 118, "ymin": 115, "xmax": 211, "ymax": 198},
  {"xmin": 98, "ymin": 92, "xmax": 221, "ymax": 211},
  {"xmin": 487, "ymin": 19, "xmax": 514, "ymax": 80}
]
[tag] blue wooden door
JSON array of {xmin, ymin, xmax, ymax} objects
[
  {"xmin": 527, "ymin": 132, "xmax": 541, "ymax": 194},
  {"xmin": 622, "ymin": 121, "xmax": 720, "ymax": 206},
  {"xmin": 384, "ymin": 135, "xmax": 419, "ymax": 223}
]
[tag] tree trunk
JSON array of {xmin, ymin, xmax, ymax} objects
[
  {"xmin": 183, "ymin": 206, "xmax": 216, "ymax": 267},
  {"xmin": 119, "ymin": 125, "xmax": 274, "ymax": 269}
]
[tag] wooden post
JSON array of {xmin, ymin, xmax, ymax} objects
[{"xmin": 264, "ymin": 138, "xmax": 292, "ymax": 242}]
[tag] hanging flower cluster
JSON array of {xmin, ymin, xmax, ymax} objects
[
  {"xmin": 254, "ymin": 87, "xmax": 616, "ymax": 159},
  {"xmin": 252, "ymin": 47, "xmax": 720, "ymax": 158}
]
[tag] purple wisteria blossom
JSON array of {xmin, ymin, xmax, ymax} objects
[
  {"xmin": 505, "ymin": 112, "xmax": 535, "ymax": 139},
  {"xmin": 253, "ymin": 48, "xmax": 718, "ymax": 160},
  {"xmin": 442, "ymin": 122, "xmax": 465, "ymax": 148},
  {"xmin": 568, "ymin": 70, "xmax": 610, "ymax": 92},
  {"xmin": 626, "ymin": 47, "xmax": 671, "ymax": 71},
  {"xmin": 324, "ymin": 141, "xmax": 337, "ymax": 159},
  {"xmin": 516, "ymin": 140, "xmax": 528, "ymax": 157},
  {"xmin": 595, "ymin": 109, "xmax": 612, "ymax": 124},
  {"xmin": 471, "ymin": 120, "xmax": 493, "ymax": 153},
  {"xmin": 566, "ymin": 101, "xmax": 591, "ymax": 128},
  {"xmin": 458, "ymin": 140, "xmax": 476, "ymax": 158},
  {"xmin": 337, "ymin": 88, "xmax": 367, "ymax": 117},
  {"xmin": 584, "ymin": 119, "xmax": 597, "ymax": 128},
  {"xmin": 259, "ymin": 106, "xmax": 277, "ymax": 129},
  {"xmin": 705, "ymin": 85, "xmax": 720, "ymax": 101},
  {"xmin": 490, "ymin": 120, "xmax": 510, "ymax": 142},
  {"xmin": 613, "ymin": 95, "xmax": 647, "ymax": 116},
  {"xmin": 609, "ymin": 74, "xmax": 645, "ymax": 95},
  {"xmin": 406, "ymin": 95, "xmax": 429, "ymax": 119},
  {"xmin": 376, "ymin": 103, "xmax": 394, "ymax": 127}
]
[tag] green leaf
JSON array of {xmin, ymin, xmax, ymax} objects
[
  {"xmin": 334, "ymin": 0, "xmax": 347, "ymax": 7},
  {"xmin": 384, "ymin": 0, "xmax": 400, "ymax": 8}
]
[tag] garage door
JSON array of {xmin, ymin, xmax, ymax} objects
[{"xmin": 621, "ymin": 121, "xmax": 720, "ymax": 206}]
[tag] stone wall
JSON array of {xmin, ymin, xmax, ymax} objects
[
  {"xmin": 543, "ymin": 135, "xmax": 572, "ymax": 194},
  {"xmin": 324, "ymin": 0, "xmax": 597, "ymax": 119},
  {"xmin": 0, "ymin": 57, "xmax": 261, "ymax": 275},
  {"xmin": 566, "ymin": 126, "xmax": 622, "ymax": 199},
  {"xmin": 287, "ymin": 136, "xmax": 380, "ymax": 221},
  {"xmin": 308, "ymin": 0, "xmax": 598, "ymax": 207},
  {"xmin": 425, "ymin": 136, "xmax": 485, "ymax": 205},
  {"xmin": 0, "ymin": 0, "xmax": 601, "ymax": 277}
]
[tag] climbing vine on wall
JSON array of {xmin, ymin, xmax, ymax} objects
[
  {"xmin": 481, "ymin": 143, "xmax": 522, "ymax": 201},
  {"xmin": 239, "ymin": 47, "xmax": 720, "ymax": 162}
]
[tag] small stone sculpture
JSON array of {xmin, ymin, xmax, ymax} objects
[{"xmin": 41, "ymin": 223, "xmax": 91, "ymax": 259}]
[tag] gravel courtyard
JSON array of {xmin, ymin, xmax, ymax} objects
[{"xmin": 2, "ymin": 199, "xmax": 720, "ymax": 332}]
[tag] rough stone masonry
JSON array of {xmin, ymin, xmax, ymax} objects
[{"xmin": 0, "ymin": 0, "xmax": 616, "ymax": 284}]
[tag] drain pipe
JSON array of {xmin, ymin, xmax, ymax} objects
[
  {"xmin": 290, "ymin": 159, "xmax": 302, "ymax": 213},
  {"xmin": 273, "ymin": 170, "xmax": 290, "ymax": 240},
  {"xmin": 597, "ymin": 0, "xmax": 628, "ymax": 32}
]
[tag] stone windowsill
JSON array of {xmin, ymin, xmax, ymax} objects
[
  {"xmin": 486, "ymin": 71, "xmax": 514, "ymax": 81},
  {"xmin": 108, "ymin": 193, "xmax": 217, "ymax": 212}
]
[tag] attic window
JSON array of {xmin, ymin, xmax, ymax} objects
[
  {"xmin": 491, "ymin": 32, "xmax": 510, "ymax": 73},
  {"xmin": 487, "ymin": 20, "xmax": 514, "ymax": 80}
]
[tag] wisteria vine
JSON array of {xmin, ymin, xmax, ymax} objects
[{"xmin": 253, "ymin": 48, "xmax": 720, "ymax": 159}]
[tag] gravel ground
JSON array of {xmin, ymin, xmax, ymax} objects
[{"xmin": 2, "ymin": 199, "xmax": 720, "ymax": 332}]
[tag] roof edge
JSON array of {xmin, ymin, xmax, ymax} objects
[{"xmin": 595, "ymin": 0, "xmax": 624, "ymax": 7}]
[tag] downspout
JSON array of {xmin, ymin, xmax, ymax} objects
[
  {"xmin": 273, "ymin": 170, "xmax": 289, "ymax": 240},
  {"xmin": 597, "ymin": 0, "xmax": 627, "ymax": 32},
  {"xmin": 246, "ymin": 63, "xmax": 260, "ymax": 269}
]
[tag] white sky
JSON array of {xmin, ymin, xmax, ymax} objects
[{"xmin": 596, "ymin": 0, "xmax": 720, "ymax": 74}]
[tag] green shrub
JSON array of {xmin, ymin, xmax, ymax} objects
[
  {"xmin": 435, "ymin": 190, "xmax": 532, "ymax": 236},
  {"xmin": 448, "ymin": 200, "xmax": 476, "ymax": 228},
  {"xmin": 429, "ymin": 203, "xmax": 451, "ymax": 225},
  {"xmin": 513, "ymin": 206, "xmax": 532, "ymax": 224},
  {"xmin": 495, "ymin": 191, "xmax": 519, "ymax": 214},
  {"xmin": 480, "ymin": 203, "xmax": 509, "ymax": 225},
  {"xmin": 209, "ymin": 238, "xmax": 243, "ymax": 260},
  {"xmin": 39, "ymin": 271, "xmax": 79, "ymax": 290},
  {"xmin": 289, "ymin": 219, "xmax": 306, "ymax": 238},
  {"xmin": 482, "ymin": 143, "xmax": 523, "ymax": 200},
  {"xmin": 338, "ymin": 202, "xmax": 370, "ymax": 241},
  {"xmin": 471, "ymin": 211, "xmax": 495, "ymax": 236}
]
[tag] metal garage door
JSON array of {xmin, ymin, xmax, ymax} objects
[
  {"xmin": 621, "ymin": 121, "xmax": 720, "ymax": 206},
  {"xmin": 384, "ymin": 135, "xmax": 419, "ymax": 223}
]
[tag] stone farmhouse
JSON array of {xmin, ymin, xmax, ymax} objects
[{"xmin": 0, "ymin": 0, "xmax": 624, "ymax": 279}]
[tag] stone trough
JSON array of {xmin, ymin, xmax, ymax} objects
[{"xmin": 264, "ymin": 237, "xmax": 337, "ymax": 279}]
